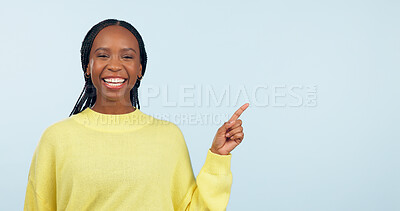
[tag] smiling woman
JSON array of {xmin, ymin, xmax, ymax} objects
[
  {"xmin": 86, "ymin": 25, "xmax": 143, "ymax": 114},
  {"xmin": 24, "ymin": 18, "xmax": 248, "ymax": 211},
  {"xmin": 70, "ymin": 19, "xmax": 148, "ymax": 116}
]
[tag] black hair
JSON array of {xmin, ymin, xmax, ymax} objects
[{"xmin": 69, "ymin": 19, "xmax": 147, "ymax": 117}]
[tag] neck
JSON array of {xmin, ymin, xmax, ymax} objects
[
  {"xmin": 91, "ymin": 104, "xmax": 136, "ymax": 115},
  {"xmin": 91, "ymin": 96, "xmax": 135, "ymax": 115}
]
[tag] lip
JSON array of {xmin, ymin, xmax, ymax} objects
[
  {"xmin": 102, "ymin": 76, "xmax": 127, "ymax": 79},
  {"xmin": 102, "ymin": 78, "xmax": 127, "ymax": 90}
]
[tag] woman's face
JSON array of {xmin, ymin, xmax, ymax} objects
[{"xmin": 86, "ymin": 25, "xmax": 142, "ymax": 106}]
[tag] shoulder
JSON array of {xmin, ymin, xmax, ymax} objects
[
  {"xmin": 146, "ymin": 116, "xmax": 189, "ymax": 155},
  {"xmin": 144, "ymin": 114, "xmax": 185, "ymax": 140},
  {"xmin": 148, "ymin": 115, "xmax": 182, "ymax": 134},
  {"xmin": 38, "ymin": 116, "xmax": 79, "ymax": 145},
  {"xmin": 45, "ymin": 116, "xmax": 78, "ymax": 133}
]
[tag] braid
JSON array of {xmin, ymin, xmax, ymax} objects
[
  {"xmin": 130, "ymin": 79, "xmax": 141, "ymax": 109},
  {"xmin": 135, "ymin": 87, "xmax": 140, "ymax": 110},
  {"xmin": 69, "ymin": 19, "xmax": 148, "ymax": 117}
]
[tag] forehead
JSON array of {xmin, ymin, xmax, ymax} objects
[{"xmin": 91, "ymin": 25, "xmax": 139, "ymax": 50}]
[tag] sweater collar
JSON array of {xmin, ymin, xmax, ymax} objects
[{"xmin": 72, "ymin": 107, "xmax": 153, "ymax": 132}]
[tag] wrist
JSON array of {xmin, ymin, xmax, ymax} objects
[{"xmin": 209, "ymin": 147, "xmax": 229, "ymax": 156}]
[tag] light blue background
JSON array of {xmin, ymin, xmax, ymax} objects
[{"xmin": 1, "ymin": 0, "xmax": 399, "ymax": 210}]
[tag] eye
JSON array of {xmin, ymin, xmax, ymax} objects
[
  {"xmin": 97, "ymin": 54, "xmax": 108, "ymax": 58},
  {"xmin": 123, "ymin": 56, "xmax": 133, "ymax": 59}
]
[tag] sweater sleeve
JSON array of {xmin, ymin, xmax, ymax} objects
[
  {"xmin": 171, "ymin": 127, "xmax": 233, "ymax": 211},
  {"xmin": 24, "ymin": 127, "xmax": 57, "ymax": 211}
]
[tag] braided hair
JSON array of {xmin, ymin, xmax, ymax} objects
[{"xmin": 69, "ymin": 19, "xmax": 147, "ymax": 117}]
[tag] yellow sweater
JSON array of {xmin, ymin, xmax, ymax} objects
[{"xmin": 24, "ymin": 107, "xmax": 232, "ymax": 211}]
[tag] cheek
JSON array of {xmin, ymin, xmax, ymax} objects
[
  {"xmin": 126, "ymin": 64, "xmax": 140, "ymax": 78},
  {"xmin": 91, "ymin": 61, "xmax": 105, "ymax": 72},
  {"xmin": 126, "ymin": 69, "xmax": 137, "ymax": 86},
  {"xmin": 88, "ymin": 61, "xmax": 106, "ymax": 88},
  {"xmin": 90, "ymin": 62, "xmax": 106, "ymax": 79}
]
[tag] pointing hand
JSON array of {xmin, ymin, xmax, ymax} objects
[{"xmin": 210, "ymin": 103, "xmax": 249, "ymax": 155}]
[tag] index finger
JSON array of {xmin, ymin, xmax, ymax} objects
[{"xmin": 228, "ymin": 103, "xmax": 249, "ymax": 122}]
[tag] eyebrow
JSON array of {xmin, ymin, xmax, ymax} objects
[{"xmin": 94, "ymin": 47, "xmax": 137, "ymax": 53}]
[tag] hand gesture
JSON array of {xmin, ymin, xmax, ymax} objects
[{"xmin": 210, "ymin": 103, "xmax": 249, "ymax": 155}]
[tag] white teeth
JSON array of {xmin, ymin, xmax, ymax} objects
[
  {"xmin": 103, "ymin": 78, "xmax": 125, "ymax": 83},
  {"xmin": 106, "ymin": 82, "xmax": 123, "ymax": 87}
]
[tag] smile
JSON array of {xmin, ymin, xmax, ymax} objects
[{"xmin": 102, "ymin": 78, "xmax": 127, "ymax": 89}]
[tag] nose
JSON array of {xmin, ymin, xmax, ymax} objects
[{"xmin": 107, "ymin": 56, "xmax": 123, "ymax": 72}]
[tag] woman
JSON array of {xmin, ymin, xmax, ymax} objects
[{"xmin": 24, "ymin": 19, "xmax": 249, "ymax": 211}]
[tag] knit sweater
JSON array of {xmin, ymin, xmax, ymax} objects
[{"xmin": 24, "ymin": 107, "xmax": 232, "ymax": 211}]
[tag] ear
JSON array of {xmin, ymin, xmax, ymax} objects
[{"xmin": 138, "ymin": 64, "xmax": 143, "ymax": 77}]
